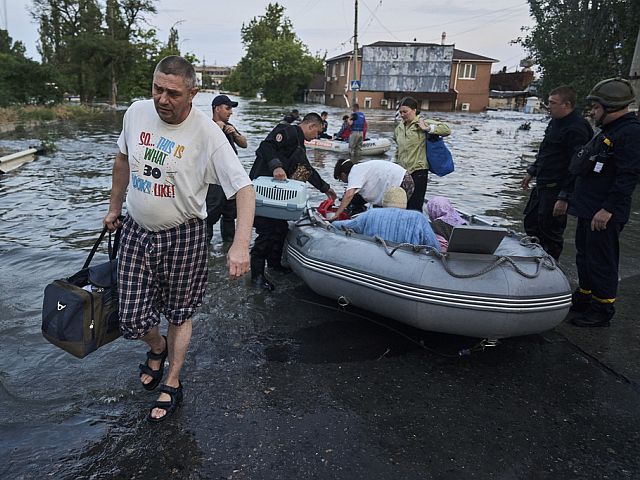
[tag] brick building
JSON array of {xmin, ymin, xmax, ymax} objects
[{"xmin": 322, "ymin": 41, "xmax": 496, "ymax": 112}]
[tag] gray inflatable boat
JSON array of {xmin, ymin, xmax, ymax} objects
[{"xmin": 285, "ymin": 209, "xmax": 572, "ymax": 340}]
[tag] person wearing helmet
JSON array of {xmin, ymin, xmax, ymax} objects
[
  {"xmin": 521, "ymin": 85, "xmax": 593, "ymax": 260},
  {"xmin": 567, "ymin": 78, "xmax": 640, "ymax": 327}
]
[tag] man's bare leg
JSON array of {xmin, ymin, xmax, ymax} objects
[
  {"xmin": 149, "ymin": 319, "xmax": 192, "ymax": 420},
  {"xmin": 139, "ymin": 325, "xmax": 166, "ymax": 387}
]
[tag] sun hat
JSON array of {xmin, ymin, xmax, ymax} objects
[{"xmin": 382, "ymin": 186, "xmax": 407, "ymax": 209}]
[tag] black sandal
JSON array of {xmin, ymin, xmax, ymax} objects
[
  {"xmin": 139, "ymin": 335, "xmax": 168, "ymax": 391},
  {"xmin": 147, "ymin": 382, "xmax": 183, "ymax": 423}
]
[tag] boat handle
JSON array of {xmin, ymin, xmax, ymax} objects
[{"xmin": 296, "ymin": 234, "xmax": 310, "ymax": 247}]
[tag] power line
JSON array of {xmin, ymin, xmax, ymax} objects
[
  {"xmin": 360, "ymin": 0, "xmax": 402, "ymax": 41},
  {"xmin": 422, "ymin": 7, "xmax": 530, "ymax": 44}
]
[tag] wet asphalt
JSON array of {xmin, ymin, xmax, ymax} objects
[
  {"xmin": 13, "ymin": 231, "xmax": 638, "ymax": 480},
  {"xmin": 2, "ymin": 107, "xmax": 639, "ymax": 479}
]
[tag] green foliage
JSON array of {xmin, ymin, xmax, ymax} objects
[
  {"xmin": 26, "ymin": 0, "xmax": 198, "ymax": 105},
  {"xmin": 223, "ymin": 3, "xmax": 324, "ymax": 103},
  {"xmin": 0, "ymin": 31, "xmax": 65, "ymax": 106},
  {"xmin": 518, "ymin": 0, "xmax": 640, "ymax": 105},
  {"xmin": 39, "ymin": 134, "xmax": 58, "ymax": 153}
]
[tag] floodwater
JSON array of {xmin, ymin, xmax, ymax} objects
[{"xmin": 1, "ymin": 93, "xmax": 640, "ymax": 479}]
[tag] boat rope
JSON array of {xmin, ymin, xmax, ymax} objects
[
  {"xmin": 440, "ymin": 255, "xmax": 546, "ymax": 279},
  {"xmin": 373, "ymin": 236, "xmax": 442, "ymax": 257},
  {"xmin": 302, "ymin": 210, "xmax": 557, "ymax": 279},
  {"xmin": 372, "ymin": 236, "xmax": 556, "ymax": 279}
]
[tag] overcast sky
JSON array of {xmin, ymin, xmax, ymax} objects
[{"xmin": 2, "ymin": 0, "xmax": 534, "ymax": 73}]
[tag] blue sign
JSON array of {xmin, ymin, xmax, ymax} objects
[{"xmin": 350, "ymin": 80, "xmax": 361, "ymax": 90}]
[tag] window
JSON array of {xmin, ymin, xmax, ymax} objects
[
  {"xmin": 458, "ymin": 63, "xmax": 477, "ymax": 80},
  {"xmin": 364, "ymin": 97, "xmax": 372, "ymax": 109},
  {"xmin": 339, "ymin": 62, "xmax": 346, "ymax": 77}
]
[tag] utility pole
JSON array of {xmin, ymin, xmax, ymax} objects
[
  {"xmin": 629, "ymin": 26, "xmax": 640, "ymax": 111},
  {"xmin": 351, "ymin": 0, "xmax": 358, "ymax": 107},
  {"xmin": 108, "ymin": 0, "xmax": 117, "ymax": 107},
  {"xmin": 1, "ymin": 0, "xmax": 8, "ymax": 31}
]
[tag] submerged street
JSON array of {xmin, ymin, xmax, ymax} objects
[{"xmin": 1, "ymin": 95, "xmax": 639, "ymax": 479}]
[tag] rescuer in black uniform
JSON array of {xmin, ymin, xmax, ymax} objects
[
  {"xmin": 521, "ymin": 85, "xmax": 593, "ymax": 260},
  {"xmin": 567, "ymin": 78, "xmax": 640, "ymax": 327},
  {"xmin": 249, "ymin": 113, "xmax": 337, "ymax": 290}
]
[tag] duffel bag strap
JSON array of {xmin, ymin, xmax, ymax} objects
[
  {"xmin": 108, "ymin": 226, "xmax": 121, "ymax": 261},
  {"xmin": 82, "ymin": 223, "xmax": 122, "ymax": 269}
]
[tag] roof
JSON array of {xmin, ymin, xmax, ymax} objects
[
  {"xmin": 326, "ymin": 42, "xmax": 497, "ymax": 64},
  {"xmin": 452, "ymin": 49, "xmax": 498, "ymax": 63}
]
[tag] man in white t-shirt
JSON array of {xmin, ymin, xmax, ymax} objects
[
  {"xmin": 103, "ymin": 56, "xmax": 255, "ymax": 423},
  {"xmin": 331, "ymin": 159, "xmax": 415, "ymax": 219}
]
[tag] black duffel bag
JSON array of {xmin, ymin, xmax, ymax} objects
[{"xmin": 42, "ymin": 225, "xmax": 121, "ymax": 358}]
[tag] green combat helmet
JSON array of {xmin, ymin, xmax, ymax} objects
[{"xmin": 586, "ymin": 77, "xmax": 636, "ymax": 111}]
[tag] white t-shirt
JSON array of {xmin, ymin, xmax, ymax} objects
[
  {"xmin": 117, "ymin": 100, "xmax": 251, "ymax": 231},
  {"xmin": 347, "ymin": 160, "xmax": 407, "ymax": 206}
]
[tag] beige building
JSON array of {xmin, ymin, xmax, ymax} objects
[{"xmin": 194, "ymin": 65, "xmax": 234, "ymax": 89}]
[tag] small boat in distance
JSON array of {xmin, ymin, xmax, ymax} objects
[
  {"xmin": 0, "ymin": 148, "xmax": 40, "ymax": 174},
  {"xmin": 305, "ymin": 137, "xmax": 392, "ymax": 156},
  {"xmin": 286, "ymin": 208, "xmax": 571, "ymax": 340}
]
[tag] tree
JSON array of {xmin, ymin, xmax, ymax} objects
[
  {"xmin": 0, "ymin": 30, "xmax": 64, "ymax": 106},
  {"xmin": 31, "ymin": 0, "xmax": 159, "ymax": 103},
  {"xmin": 223, "ymin": 3, "xmax": 324, "ymax": 103},
  {"xmin": 517, "ymin": 0, "xmax": 640, "ymax": 104}
]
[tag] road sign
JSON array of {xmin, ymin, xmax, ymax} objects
[{"xmin": 350, "ymin": 80, "xmax": 361, "ymax": 90}]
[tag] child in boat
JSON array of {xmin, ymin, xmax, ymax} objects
[{"xmin": 331, "ymin": 187, "xmax": 440, "ymax": 249}]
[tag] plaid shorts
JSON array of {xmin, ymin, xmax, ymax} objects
[{"xmin": 118, "ymin": 215, "xmax": 208, "ymax": 339}]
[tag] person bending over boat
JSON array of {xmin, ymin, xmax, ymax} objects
[
  {"xmin": 394, "ymin": 97, "xmax": 451, "ymax": 211},
  {"xmin": 250, "ymin": 112, "xmax": 337, "ymax": 291},
  {"xmin": 332, "ymin": 187, "xmax": 440, "ymax": 249},
  {"xmin": 332, "ymin": 159, "xmax": 415, "ymax": 220}
]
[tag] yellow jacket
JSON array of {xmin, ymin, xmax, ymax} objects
[{"xmin": 394, "ymin": 115, "xmax": 451, "ymax": 174}]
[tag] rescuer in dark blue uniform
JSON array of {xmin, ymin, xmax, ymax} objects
[
  {"xmin": 567, "ymin": 78, "xmax": 640, "ymax": 327},
  {"xmin": 521, "ymin": 85, "xmax": 593, "ymax": 260},
  {"xmin": 249, "ymin": 113, "xmax": 337, "ymax": 290}
]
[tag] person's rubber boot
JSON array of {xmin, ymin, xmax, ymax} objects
[
  {"xmin": 569, "ymin": 289, "xmax": 591, "ymax": 313},
  {"xmin": 571, "ymin": 300, "xmax": 614, "ymax": 327},
  {"xmin": 250, "ymin": 256, "xmax": 275, "ymax": 291},
  {"xmin": 251, "ymin": 273, "xmax": 275, "ymax": 291}
]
